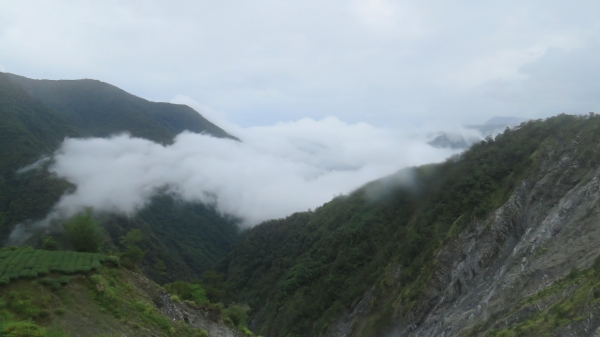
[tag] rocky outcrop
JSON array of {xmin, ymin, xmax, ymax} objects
[
  {"xmin": 124, "ymin": 269, "xmax": 245, "ymax": 337},
  {"xmin": 404, "ymin": 137, "xmax": 600, "ymax": 336},
  {"xmin": 154, "ymin": 292, "xmax": 245, "ymax": 337},
  {"xmin": 329, "ymin": 134, "xmax": 600, "ymax": 336}
]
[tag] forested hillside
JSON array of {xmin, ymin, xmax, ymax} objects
[
  {"xmin": 0, "ymin": 72, "xmax": 240, "ymax": 282},
  {"xmin": 0, "ymin": 73, "xmax": 76, "ymax": 238},
  {"xmin": 103, "ymin": 194, "xmax": 240, "ymax": 283},
  {"xmin": 6, "ymin": 73, "xmax": 237, "ymax": 144},
  {"xmin": 219, "ymin": 114, "xmax": 600, "ymax": 337}
]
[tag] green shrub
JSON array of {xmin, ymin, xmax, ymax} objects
[
  {"xmin": 7, "ymin": 291, "xmax": 41, "ymax": 318},
  {"xmin": 40, "ymin": 276, "xmax": 69, "ymax": 290},
  {"xmin": 222, "ymin": 303, "xmax": 250, "ymax": 328},
  {"xmin": 63, "ymin": 210, "xmax": 104, "ymax": 253},
  {"xmin": 593, "ymin": 255, "xmax": 600, "ymax": 273},
  {"xmin": 41, "ymin": 236, "xmax": 59, "ymax": 251},
  {"xmin": 107, "ymin": 256, "xmax": 120, "ymax": 266},
  {"xmin": 40, "ymin": 277, "xmax": 54, "ymax": 285},
  {"xmin": 2, "ymin": 321, "xmax": 45, "ymax": 337},
  {"xmin": 568, "ymin": 267, "xmax": 581, "ymax": 280},
  {"xmin": 91, "ymin": 260, "xmax": 101, "ymax": 269},
  {"xmin": 164, "ymin": 281, "xmax": 210, "ymax": 306}
]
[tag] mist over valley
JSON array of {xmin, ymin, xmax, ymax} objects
[{"xmin": 2, "ymin": 1, "xmax": 600, "ymax": 336}]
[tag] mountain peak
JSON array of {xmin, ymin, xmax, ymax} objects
[{"xmin": 4, "ymin": 72, "xmax": 239, "ymax": 144}]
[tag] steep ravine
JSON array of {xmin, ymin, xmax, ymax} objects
[{"xmin": 327, "ymin": 132, "xmax": 600, "ymax": 336}]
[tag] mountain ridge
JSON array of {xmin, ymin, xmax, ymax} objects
[
  {"xmin": 5, "ymin": 72, "xmax": 239, "ymax": 144},
  {"xmin": 0, "ymin": 72, "xmax": 241, "ymax": 284}
]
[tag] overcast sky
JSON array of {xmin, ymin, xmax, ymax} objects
[
  {"xmin": 2, "ymin": 0, "xmax": 599, "ymax": 128},
  {"xmin": 3, "ymin": 1, "xmax": 600, "ymax": 228}
]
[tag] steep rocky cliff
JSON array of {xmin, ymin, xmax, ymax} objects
[
  {"xmin": 127, "ymin": 270, "xmax": 245, "ymax": 337},
  {"xmin": 218, "ymin": 114, "xmax": 600, "ymax": 337},
  {"xmin": 326, "ymin": 118, "xmax": 600, "ymax": 336}
]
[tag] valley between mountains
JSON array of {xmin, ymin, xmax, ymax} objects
[{"xmin": 2, "ymin": 72, "xmax": 600, "ymax": 337}]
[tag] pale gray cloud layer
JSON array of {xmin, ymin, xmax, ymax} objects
[
  {"xmin": 48, "ymin": 118, "xmax": 458, "ymax": 226},
  {"xmin": 1, "ymin": 0, "xmax": 599, "ymax": 127}
]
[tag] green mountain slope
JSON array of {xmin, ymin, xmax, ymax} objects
[
  {"xmin": 0, "ymin": 247, "xmax": 245, "ymax": 337},
  {"xmin": 218, "ymin": 114, "xmax": 595, "ymax": 337},
  {"xmin": 6, "ymin": 73, "xmax": 238, "ymax": 144},
  {"xmin": 0, "ymin": 72, "xmax": 240, "ymax": 283},
  {"xmin": 103, "ymin": 195, "xmax": 240, "ymax": 284},
  {"xmin": 0, "ymin": 73, "xmax": 77, "ymax": 172},
  {"xmin": 0, "ymin": 73, "xmax": 76, "ymax": 237}
]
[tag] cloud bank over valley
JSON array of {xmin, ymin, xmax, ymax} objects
[{"xmin": 48, "ymin": 117, "xmax": 459, "ymax": 226}]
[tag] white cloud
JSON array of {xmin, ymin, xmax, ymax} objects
[{"xmin": 49, "ymin": 118, "xmax": 457, "ymax": 226}]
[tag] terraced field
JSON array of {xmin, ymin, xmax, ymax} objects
[{"xmin": 0, "ymin": 248, "xmax": 117, "ymax": 284}]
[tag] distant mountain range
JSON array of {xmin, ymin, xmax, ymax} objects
[{"xmin": 428, "ymin": 116, "xmax": 527, "ymax": 149}]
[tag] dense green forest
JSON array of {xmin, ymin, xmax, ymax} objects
[
  {"xmin": 218, "ymin": 114, "xmax": 598, "ymax": 337},
  {"xmin": 103, "ymin": 194, "xmax": 241, "ymax": 283},
  {"xmin": 0, "ymin": 72, "xmax": 241, "ymax": 282},
  {"xmin": 0, "ymin": 72, "xmax": 77, "ymax": 239}
]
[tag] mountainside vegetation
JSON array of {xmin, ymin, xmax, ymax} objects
[
  {"xmin": 0, "ymin": 72, "xmax": 241, "ymax": 283},
  {"xmin": 103, "ymin": 194, "xmax": 241, "ymax": 283},
  {"xmin": 218, "ymin": 114, "xmax": 599, "ymax": 337},
  {"xmin": 6, "ymin": 73, "xmax": 237, "ymax": 144},
  {"xmin": 5, "ymin": 70, "xmax": 600, "ymax": 336},
  {"xmin": 0, "ymin": 246, "xmax": 250, "ymax": 337},
  {"xmin": 0, "ymin": 73, "xmax": 77, "ymax": 241}
]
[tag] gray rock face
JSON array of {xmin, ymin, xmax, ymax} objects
[
  {"xmin": 327, "ymin": 135, "xmax": 600, "ymax": 336},
  {"xmin": 126, "ymin": 270, "xmax": 244, "ymax": 337},
  {"xmin": 407, "ymin": 139, "xmax": 600, "ymax": 336},
  {"xmin": 154, "ymin": 292, "xmax": 245, "ymax": 337},
  {"xmin": 405, "ymin": 138, "xmax": 600, "ymax": 336}
]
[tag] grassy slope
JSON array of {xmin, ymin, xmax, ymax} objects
[
  {"xmin": 219, "ymin": 114, "xmax": 596, "ymax": 337},
  {"xmin": 0, "ymin": 259, "xmax": 210, "ymax": 337}
]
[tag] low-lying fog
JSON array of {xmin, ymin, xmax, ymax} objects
[{"xmin": 47, "ymin": 114, "xmax": 474, "ymax": 228}]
